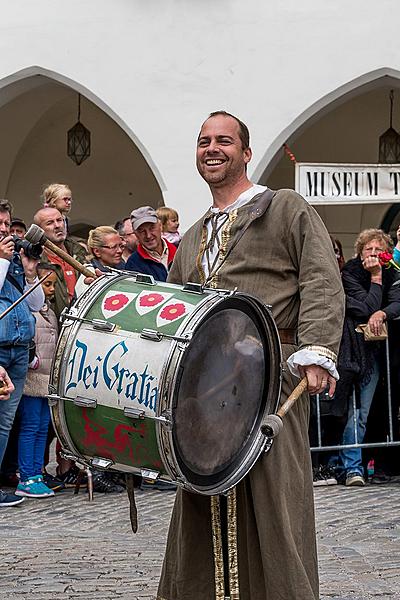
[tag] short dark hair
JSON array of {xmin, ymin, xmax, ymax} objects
[
  {"xmin": 208, "ymin": 110, "xmax": 250, "ymax": 150},
  {"xmin": 0, "ymin": 199, "xmax": 12, "ymax": 217}
]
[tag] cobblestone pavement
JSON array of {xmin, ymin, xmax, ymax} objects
[{"xmin": 0, "ymin": 478, "xmax": 399, "ymax": 599}]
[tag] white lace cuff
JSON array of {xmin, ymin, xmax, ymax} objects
[{"xmin": 287, "ymin": 349, "xmax": 339, "ymax": 380}]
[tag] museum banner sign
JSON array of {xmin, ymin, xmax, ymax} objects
[{"xmin": 295, "ymin": 163, "xmax": 400, "ymax": 204}]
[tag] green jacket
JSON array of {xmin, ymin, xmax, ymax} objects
[{"xmin": 40, "ymin": 238, "xmax": 87, "ymax": 321}]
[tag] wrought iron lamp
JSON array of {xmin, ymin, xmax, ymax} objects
[
  {"xmin": 379, "ymin": 89, "xmax": 400, "ymax": 163},
  {"xmin": 67, "ymin": 94, "xmax": 91, "ymax": 166}
]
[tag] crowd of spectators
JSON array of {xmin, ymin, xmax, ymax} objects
[
  {"xmin": 1, "ymin": 180, "xmax": 399, "ymax": 506},
  {"xmin": 311, "ymin": 226, "xmax": 400, "ymax": 487},
  {"xmin": 0, "ymin": 184, "xmax": 181, "ymax": 506}
]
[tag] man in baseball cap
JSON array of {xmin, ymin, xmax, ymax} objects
[{"xmin": 125, "ymin": 206, "xmax": 176, "ymax": 281}]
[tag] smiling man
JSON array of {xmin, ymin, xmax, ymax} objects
[
  {"xmin": 125, "ymin": 206, "xmax": 176, "ymax": 281},
  {"xmin": 157, "ymin": 111, "xmax": 345, "ymax": 600}
]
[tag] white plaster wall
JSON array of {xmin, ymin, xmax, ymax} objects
[
  {"xmin": 1, "ymin": 1, "xmax": 400, "ymax": 229},
  {"xmin": 2, "ymin": 81, "xmax": 162, "ymax": 228}
]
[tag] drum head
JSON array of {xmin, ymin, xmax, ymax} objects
[{"xmin": 172, "ymin": 295, "xmax": 280, "ymax": 489}]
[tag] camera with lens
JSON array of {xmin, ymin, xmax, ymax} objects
[{"xmin": 12, "ymin": 235, "xmax": 43, "ymax": 260}]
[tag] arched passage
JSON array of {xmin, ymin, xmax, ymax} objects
[
  {"xmin": 0, "ymin": 67, "xmax": 165, "ymax": 236},
  {"xmin": 254, "ymin": 68, "xmax": 400, "ymax": 257}
]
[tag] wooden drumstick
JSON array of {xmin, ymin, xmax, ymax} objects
[
  {"xmin": 261, "ymin": 376, "xmax": 308, "ymax": 438},
  {"xmin": 25, "ymin": 224, "xmax": 95, "ymax": 279}
]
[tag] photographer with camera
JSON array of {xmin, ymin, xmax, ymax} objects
[{"xmin": 0, "ymin": 199, "xmax": 44, "ymax": 506}]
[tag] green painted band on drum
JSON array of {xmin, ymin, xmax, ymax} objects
[
  {"xmin": 63, "ymin": 402, "xmax": 166, "ymax": 474},
  {"xmin": 85, "ymin": 278, "xmax": 205, "ymax": 335}
]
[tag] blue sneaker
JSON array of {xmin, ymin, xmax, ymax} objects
[
  {"xmin": 15, "ymin": 475, "xmax": 55, "ymax": 498},
  {"xmin": 0, "ymin": 489, "xmax": 25, "ymax": 506}
]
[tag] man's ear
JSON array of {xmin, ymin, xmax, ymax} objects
[{"xmin": 243, "ymin": 147, "xmax": 252, "ymax": 164}]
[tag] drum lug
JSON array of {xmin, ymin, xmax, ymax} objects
[
  {"xmin": 60, "ymin": 308, "xmax": 116, "ymax": 332},
  {"xmin": 135, "ymin": 273, "xmax": 156, "ymax": 286},
  {"xmin": 124, "ymin": 407, "xmax": 146, "ymax": 419},
  {"xmin": 73, "ymin": 396, "xmax": 97, "ymax": 408},
  {"xmin": 140, "ymin": 328, "xmax": 192, "ymax": 344},
  {"xmin": 91, "ymin": 456, "xmax": 114, "ymax": 469},
  {"xmin": 183, "ymin": 282, "xmax": 204, "ymax": 294},
  {"xmin": 141, "ymin": 469, "xmax": 160, "ymax": 481}
]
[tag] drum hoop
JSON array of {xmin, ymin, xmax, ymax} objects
[{"xmin": 157, "ymin": 292, "xmax": 282, "ymax": 494}]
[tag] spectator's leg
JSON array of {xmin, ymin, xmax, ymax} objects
[
  {"xmin": 32, "ymin": 398, "xmax": 51, "ymax": 477},
  {"xmin": 0, "ymin": 346, "xmax": 29, "ymax": 471},
  {"xmin": 18, "ymin": 395, "xmax": 41, "ymax": 481},
  {"xmin": 340, "ymin": 361, "xmax": 380, "ymax": 478}
]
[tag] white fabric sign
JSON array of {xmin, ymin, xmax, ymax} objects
[{"xmin": 295, "ymin": 163, "xmax": 400, "ymax": 204}]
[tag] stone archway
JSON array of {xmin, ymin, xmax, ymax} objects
[
  {"xmin": 0, "ymin": 66, "xmax": 165, "ymax": 234},
  {"xmin": 253, "ymin": 68, "xmax": 400, "ymax": 258}
]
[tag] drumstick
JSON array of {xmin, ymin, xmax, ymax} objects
[
  {"xmin": 260, "ymin": 376, "xmax": 308, "ymax": 438},
  {"xmin": 0, "ymin": 273, "xmax": 50, "ymax": 321}
]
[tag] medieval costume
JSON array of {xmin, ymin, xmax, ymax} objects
[{"xmin": 157, "ymin": 187, "xmax": 344, "ymax": 600}]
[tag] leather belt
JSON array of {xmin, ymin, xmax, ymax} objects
[{"xmin": 278, "ymin": 328, "xmax": 297, "ymax": 345}]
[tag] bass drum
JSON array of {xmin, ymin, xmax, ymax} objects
[{"xmin": 49, "ymin": 273, "xmax": 282, "ymax": 495}]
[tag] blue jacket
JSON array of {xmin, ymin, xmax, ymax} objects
[
  {"xmin": 0, "ymin": 255, "xmax": 36, "ymax": 346},
  {"xmin": 125, "ymin": 242, "xmax": 176, "ymax": 282}
]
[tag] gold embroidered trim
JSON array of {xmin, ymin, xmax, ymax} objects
[
  {"xmin": 208, "ymin": 210, "xmax": 238, "ymax": 289},
  {"xmin": 302, "ymin": 345, "xmax": 337, "ymax": 363},
  {"xmin": 227, "ymin": 488, "xmax": 240, "ymax": 599},
  {"xmin": 210, "ymin": 495, "xmax": 225, "ymax": 600}
]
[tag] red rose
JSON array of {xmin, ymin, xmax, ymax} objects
[
  {"xmin": 378, "ymin": 251, "xmax": 393, "ymax": 266},
  {"xmin": 139, "ymin": 293, "xmax": 165, "ymax": 307},
  {"xmin": 159, "ymin": 302, "xmax": 186, "ymax": 321},
  {"xmin": 104, "ymin": 293, "xmax": 130, "ymax": 311}
]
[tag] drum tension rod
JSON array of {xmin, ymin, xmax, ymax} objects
[
  {"xmin": 140, "ymin": 328, "xmax": 192, "ymax": 343},
  {"xmin": 60, "ymin": 308, "xmax": 116, "ymax": 332}
]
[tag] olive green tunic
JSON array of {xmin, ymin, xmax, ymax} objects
[{"xmin": 157, "ymin": 189, "xmax": 344, "ymax": 600}]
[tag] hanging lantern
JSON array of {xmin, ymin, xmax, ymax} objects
[
  {"xmin": 379, "ymin": 90, "xmax": 400, "ymax": 163},
  {"xmin": 67, "ymin": 94, "xmax": 91, "ymax": 166}
]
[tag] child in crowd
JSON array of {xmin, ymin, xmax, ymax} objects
[
  {"xmin": 15, "ymin": 264, "xmax": 59, "ymax": 499},
  {"xmin": 157, "ymin": 206, "xmax": 181, "ymax": 247}
]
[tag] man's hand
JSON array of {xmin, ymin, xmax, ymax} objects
[
  {"xmin": 20, "ymin": 249, "xmax": 39, "ymax": 281},
  {"xmin": 0, "ymin": 367, "xmax": 14, "ymax": 400},
  {"xmin": 83, "ymin": 268, "xmax": 102, "ymax": 285},
  {"xmin": 299, "ymin": 364, "xmax": 336, "ymax": 397},
  {"xmin": 0, "ymin": 235, "xmax": 14, "ymax": 261},
  {"xmin": 368, "ymin": 310, "xmax": 386, "ymax": 336}
]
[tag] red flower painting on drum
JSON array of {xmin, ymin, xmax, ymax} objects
[
  {"xmin": 139, "ymin": 293, "xmax": 165, "ymax": 307},
  {"xmin": 103, "ymin": 293, "xmax": 130, "ymax": 312},
  {"xmin": 159, "ymin": 302, "xmax": 186, "ymax": 321}
]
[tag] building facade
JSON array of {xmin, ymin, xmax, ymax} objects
[{"xmin": 1, "ymin": 1, "xmax": 400, "ymax": 256}]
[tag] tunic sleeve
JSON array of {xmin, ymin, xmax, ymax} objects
[{"xmin": 287, "ymin": 196, "xmax": 345, "ymax": 359}]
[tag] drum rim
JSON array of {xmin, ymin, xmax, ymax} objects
[{"xmin": 158, "ymin": 291, "xmax": 282, "ymax": 495}]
